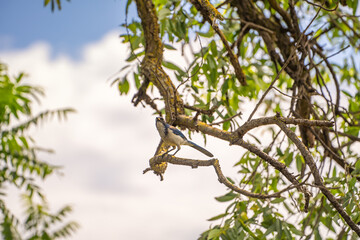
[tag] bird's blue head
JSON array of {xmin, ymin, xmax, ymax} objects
[{"xmin": 156, "ymin": 116, "xmax": 165, "ymax": 124}]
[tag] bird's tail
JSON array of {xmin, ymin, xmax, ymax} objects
[{"xmin": 186, "ymin": 140, "xmax": 214, "ymax": 157}]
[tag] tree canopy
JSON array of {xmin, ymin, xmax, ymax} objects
[{"xmin": 119, "ymin": 0, "xmax": 360, "ymax": 239}]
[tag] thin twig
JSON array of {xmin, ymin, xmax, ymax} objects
[
  {"xmin": 309, "ymin": 45, "xmax": 350, "ymax": 68},
  {"xmin": 224, "ymin": 18, "xmax": 275, "ymax": 34},
  {"xmin": 209, "ymin": 112, "xmax": 242, "ymax": 126},
  {"xmin": 273, "ymin": 86, "xmax": 302, "ymax": 100},
  {"xmin": 304, "ymin": 0, "xmax": 338, "ymax": 11},
  {"xmin": 176, "ymin": 34, "xmax": 205, "ymax": 91},
  {"xmin": 336, "ymin": 12, "xmax": 360, "ymax": 39},
  {"xmin": 184, "ymin": 100, "xmax": 221, "ymax": 116}
]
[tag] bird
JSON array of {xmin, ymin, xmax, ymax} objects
[{"xmin": 155, "ymin": 117, "xmax": 214, "ymax": 157}]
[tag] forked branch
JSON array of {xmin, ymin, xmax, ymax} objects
[{"xmin": 146, "ymin": 154, "xmax": 307, "ymax": 200}]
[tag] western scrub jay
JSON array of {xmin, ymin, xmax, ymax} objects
[{"xmin": 155, "ymin": 117, "xmax": 214, "ymax": 157}]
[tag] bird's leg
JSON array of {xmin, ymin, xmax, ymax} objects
[
  {"xmin": 162, "ymin": 146, "xmax": 176, "ymax": 156},
  {"xmin": 172, "ymin": 145, "xmax": 181, "ymax": 156}
]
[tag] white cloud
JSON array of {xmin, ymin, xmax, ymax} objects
[{"xmin": 0, "ymin": 31, "xmax": 246, "ymax": 240}]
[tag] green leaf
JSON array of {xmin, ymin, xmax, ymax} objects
[
  {"xmin": 221, "ymin": 79, "xmax": 229, "ymax": 94},
  {"xmin": 134, "ymin": 72, "xmax": 141, "ymax": 89},
  {"xmin": 230, "ymin": 93, "xmax": 239, "ymax": 112},
  {"xmin": 164, "ymin": 44, "xmax": 177, "ymax": 50},
  {"xmin": 283, "ymin": 227, "xmax": 292, "ymax": 239},
  {"xmin": 223, "ymin": 120, "xmax": 230, "ymax": 131},
  {"xmin": 296, "ymin": 155, "xmax": 304, "ymax": 172},
  {"xmin": 355, "ymin": 160, "xmax": 360, "ymax": 172},
  {"xmin": 348, "ymin": 177, "xmax": 356, "ymax": 189},
  {"xmin": 314, "ymin": 227, "xmax": 321, "ymax": 240},
  {"xmin": 197, "ymin": 30, "xmax": 214, "ymax": 38},
  {"xmin": 351, "ymin": 0, "xmax": 359, "ymax": 15},
  {"xmin": 271, "ymin": 198, "xmax": 285, "ymax": 204},
  {"xmin": 275, "ymin": 219, "xmax": 282, "ymax": 239},
  {"xmin": 15, "ymin": 73, "xmax": 24, "ymax": 83},
  {"xmin": 125, "ymin": 0, "xmax": 132, "ymax": 14},
  {"xmin": 162, "ymin": 61, "xmax": 185, "ymax": 75},
  {"xmin": 210, "ymin": 40, "xmax": 218, "ymax": 56},
  {"xmin": 56, "ymin": 0, "xmax": 61, "ymax": 10},
  {"xmin": 215, "ymin": 192, "xmax": 238, "ymax": 202},
  {"xmin": 118, "ymin": 78, "xmax": 130, "ymax": 95},
  {"xmin": 19, "ymin": 136, "xmax": 29, "ymax": 149},
  {"xmin": 126, "ymin": 51, "xmax": 144, "ymax": 62},
  {"xmin": 226, "ymin": 177, "xmax": 235, "ymax": 184},
  {"xmin": 238, "ymin": 218, "xmax": 260, "ymax": 239},
  {"xmin": 207, "ymin": 229, "xmax": 222, "ymax": 239},
  {"xmin": 288, "ymin": 223, "xmax": 302, "ymax": 235},
  {"xmin": 207, "ymin": 213, "xmax": 228, "ymax": 221},
  {"xmin": 342, "ymin": 90, "xmax": 352, "ymax": 97},
  {"xmin": 284, "ymin": 152, "xmax": 293, "ymax": 166},
  {"xmin": 158, "ymin": 8, "xmax": 171, "ymax": 20},
  {"xmin": 207, "ymin": 55, "xmax": 217, "ymax": 70}
]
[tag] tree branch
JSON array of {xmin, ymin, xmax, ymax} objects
[
  {"xmin": 146, "ymin": 154, "xmax": 307, "ymax": 200},
  {"xmin": 135, "ymin": 0, "xmax": 184, "ymax": 123},
  {"xmin": 233, "ymin": 115, "xmax": 333, "ymax": 140},
  {"xmin": 189, "ymin": 0, "xmax": 246, "ymax": 86},
  {"xmin": 276, "ymin": 120, "xmax": 360, "ymax": 236},
  {"xmin": 175, "ymin": 115, "xmax": 312, "ymax": 211}
]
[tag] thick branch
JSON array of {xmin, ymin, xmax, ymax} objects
[
  {"xmin": 234, "ymin": 115, "xmax": 333, "ymax": 139},
  {"xmin": 131, "ymin": 77, "xmax": 161, "ymax": 114},
  {"xmin": 268, "ymin": 0, "xmax": 292, "ymax": 28},
  {"xmin": 231, "ymin": 0, "xmax": 302, "ymax": 81},
  {"xmin": 149, "ymin": 154, "xmax": 303, "ymax": 199},
  {"xmin": 135, "ymin": 0, "xmax": 184, "ymax": 122},
  {"xmin": 132, "ymin": 77, "xmax": 150, "ymax": 107}
]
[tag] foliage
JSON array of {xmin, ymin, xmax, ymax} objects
[
  {"xmin": 0, "ymin": 62, "xmax": 78, "ymax": 239},
  {"xmin": 119, "ymin": 0, "xmax": 360, "ymax": 239}
]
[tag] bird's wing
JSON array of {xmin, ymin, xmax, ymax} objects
[{"xmin": 168, "ymin": 126, "xmax": 187, "ymax": 140}]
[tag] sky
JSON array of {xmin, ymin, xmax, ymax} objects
[
  {"xmin": 0, "ymin": 1, "xmax": 246, "ymax": 239},
  {"xmin": 0, "ymin": 0, "xmax": 132, "ymax": 59}
]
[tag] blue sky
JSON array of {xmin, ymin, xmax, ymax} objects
[{"xmin": 0, "ymin": 0, "xmax": 135, "ymax": 59}]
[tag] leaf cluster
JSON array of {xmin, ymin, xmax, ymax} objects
[{"xmin": 0, "ymin": 62, "xmax": 78, "ymax": 239}]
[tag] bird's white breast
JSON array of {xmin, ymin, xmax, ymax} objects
[
  {"xmin": 156, "ymin": 121, "xmax": 167, "ymax": 139},
  {"xmin": 156, "ymin": 121, "xmax": 187, "ymax": 146},
  {"xmin": 167, "ymin": 130, "xmax": 187, "ymax": 146}
]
